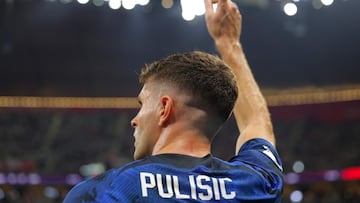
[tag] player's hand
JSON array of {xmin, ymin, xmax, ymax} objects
[{"xmin": 204, "ymin": 0, "xmax": 242, "ymax": 46}]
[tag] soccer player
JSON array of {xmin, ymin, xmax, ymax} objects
[{"xmin": 63, "ymin": 0, "xmax": 284, "ymax": 202}]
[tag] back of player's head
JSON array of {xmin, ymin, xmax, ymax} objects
[{"xmin": 139, "ymin": 51, "xmax": 238, "ymax": 125}]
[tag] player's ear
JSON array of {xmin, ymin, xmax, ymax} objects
[{"xmin": 158, "ymin": 95, "xmax": 173, "ymax": 126}]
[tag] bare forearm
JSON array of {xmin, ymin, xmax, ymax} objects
[
  {"xmin": 204, "ymin": 0, "xmax": 275, "ymax": 151},
  {"xmin": 216, "ymin": 40, "xmax": 275, "ymax": 150}
]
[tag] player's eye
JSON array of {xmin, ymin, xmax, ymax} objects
[{"xmin": 138, "ymin": 100, "xmax": 142, "ymax": 107}]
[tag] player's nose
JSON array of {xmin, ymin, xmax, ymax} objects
[{"xmin": 131, "ymin": 117, "xmax": 137, "ymax": 128}]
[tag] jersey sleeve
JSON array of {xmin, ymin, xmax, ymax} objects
[
  {"xmin": 231, "ymin": 138, "xmax": 284, "ymax": 196},
  {"xmin": 237, "ymin": 138, "xmax": 283, "ymax": 171}
]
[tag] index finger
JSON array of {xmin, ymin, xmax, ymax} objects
[{"xmin": 204, "ymin": 0, "xmax": 214, "ymax": 15}]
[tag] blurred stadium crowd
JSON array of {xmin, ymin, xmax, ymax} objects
[{"xmin": 0, "ymin": 101, "xmax": 359, "ymax": 202}]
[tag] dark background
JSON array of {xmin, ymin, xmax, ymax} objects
[{"xmin": 1, "ymin": 0, "xmax": 359, "ymax": 97}]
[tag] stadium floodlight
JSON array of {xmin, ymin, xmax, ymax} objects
[
  {"xmin": 180, "ymin": 0, "xmax": 204, "ymax": 21},
  {"xmin": 283, "ymin": 2, "xmax": 298, "ymax": 16},
  {"xmin": 137, "ymin": 0, "xmax": 149, "ymax": 6},
  {"xmin": 321, "ymin": 0, "xmax": 334, "ymax": 6},
  {"xmin": 77, "ymin": 0, "xmax": 89, "ymax": 4},
  {"xmin": 122, "ymin": 0, "xmax": 136, "ymax": 10},
  {"xmin": 109, "ymin": 0, "xmax": 121, "ymax": 10}
]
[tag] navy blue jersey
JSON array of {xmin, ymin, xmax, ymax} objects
[{"xmin": 63, "ymin": 138, "xmax": 283, "ymax": 202}]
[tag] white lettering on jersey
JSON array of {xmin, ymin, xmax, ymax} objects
[
  {"xmin": 219, "ymin": 178, "xmax": 236, "ymax": 199},
  {"xmin": 139, "ymin": 172, "xmax": 236, "ymax": 200},
  {"xmin": 212, "ymin": 178, "xmax": 220, "ymax": 200},
  {"xmin": 140, "ymin": 172, "xmax": 156, "ymax": 197},
  {"xmin": 156, "ymin": 174, "xmax": 173, "ymax": 198},
  {"xmin": 173, "ymin": 175, "xmax": 190, "ymax": 199},
  {"xmin": 197, "ymin": 175, "xmax": 212, "ymax": 200},
  {"xmin": 189, "ymin": 175, "xmax": 197, "ymax": 199}
]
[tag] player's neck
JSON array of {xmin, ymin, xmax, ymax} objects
[{"xmin": 152, "ymin": 126, "xmax": 211, "ymax": 158}]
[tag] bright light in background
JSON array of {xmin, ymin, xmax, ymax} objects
[
  {"xmin": 65, "ymin": 174, "xmax": 83, "ymax": 185},
  {"xmin": 182, "ymin": 10, "xmax": 195, "ymax": 21},
  {"xmin": 108, "ymin": 0, "xmax": 149, "ymax": 10},
  {"xmin": 181, "ymin": 0, "xmax": 195, "ymax": 21},
  {"xmin": 290, "ymin": 190, "xmax": 303, "ymax": 203},
  {"xmin": 17, "ymin": 173, "xmax": 28, "ymax": 184},
  {"xmin": 292, "ymin": 160, "xmax": 305, "ymax": 173},
  {"xmin": 181, "ymin": 0, "xmax": 205, "ymax": 21},
  {"xmin": 79, "ymin": 163, "xmax": 106, "ymax": 177},
  {"xmin": 77, "ymin": 0, "xmax": 89, "ymax": 4},
  {"xmin": 324, "ymin": 170, "xmax": 340, "ymax": 181},
  {"xmin": 137, "ymin": 0, "xmax": 149, "ymax": 6},
  {"xmin": 50, "ymin": 0, "xmax": 339, "ymax": 18},
  {"xmin": 321, "ymin": 0, "xmax": 334, "ymax": 6},
  {"xmin": 109, "ymin": 0, "xmax": 121, "ymax": 9},
  {"xmin": 28, "ymin": 173, "xmax": 41, "ymax": 185},
  {"xmin": 194, "ymin": 0, "xmax": 205, "ymax": 16},
  {"xmin": 285, "ymin": 173, "xmax": 300, "ymax": 185},
  {"xmin": 122, "ymin": 0, "xmax": 136, "ymax": 10},
  {"xmin": 7, "ymin": 173, "xmax": 17, "ymax": 184},
  {"xmin": 43, "ymin": 186, "xmax": 60, "ymax": 199},
  {"xmin": 162, "ymin": 0, "xmax": 174, "ymax": 9},
  {"xmin": 283, "ymin": 2, "xmax": 298, "ymax": 16},
  {"xmin": 341, "ymin": 166, "xmax": 360, "ymax": 180}
]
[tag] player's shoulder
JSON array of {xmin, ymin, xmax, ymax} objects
[
  {"xmin": 63, "ymin": 159, "xmax": 148, "ymax": 202},
  {"xmin": 231, "ymin": 138, "xmax": 283, "ymax": 179}
]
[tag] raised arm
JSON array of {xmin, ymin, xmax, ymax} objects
[{"xmin": 205, "ymin": 0, "xmax": 275, "ymax": 153}]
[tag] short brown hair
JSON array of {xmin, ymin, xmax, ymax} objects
[{"xmin": 140, "ymin": 51, "xmax": 238, "ymax": 124}]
